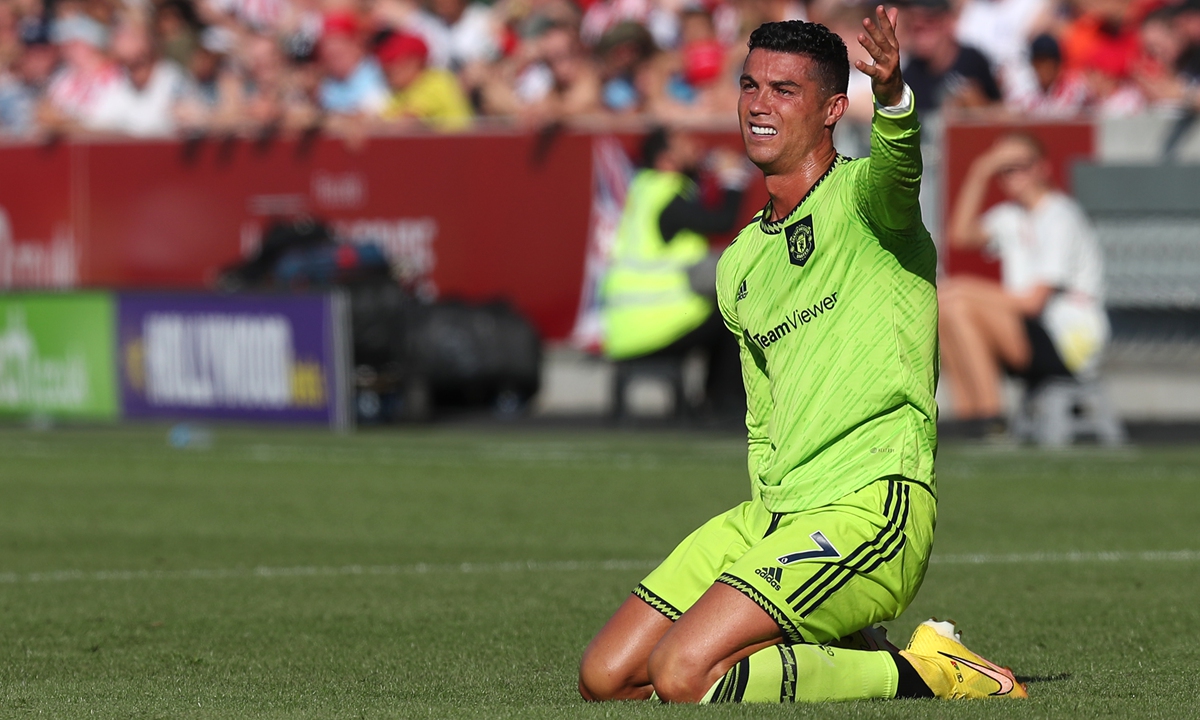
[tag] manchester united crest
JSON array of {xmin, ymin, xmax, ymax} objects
[{"xmin": 786, "ymin": 215, "xmax": 815, "ymax": 267}]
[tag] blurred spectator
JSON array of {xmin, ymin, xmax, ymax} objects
[
  {"xmin": 595, "ymin": 20, "xmax": 655, "ymax": 114},
  {"xmin": 429, "ymin": 0, "xmax": 502, "ymax": 70},
  {"xmin": 899, "ymin": 0, "xmax": 1003, "ymax": 115},
  {"xmin": 88, "ymin": 20, "xmax": 187, "ymax": 137},
  {"xmin": 39, "ymin": 14, "xmax": 122, "ymax": 133},
  {"xmin": 941, "ymin": 133, "xmax": 1107, "ymax": 433},
  {"xmin": 1010, "ymin": 33, "xmax": 1089, "ymax": 117},
  {"xmin": 1135, "ymin": 6, "xmax": 1200, "ymax": 109},
  {"xmin": 155, "ymin": 0, "xmax": 201, "ymax": 68},
  {"xmin": 482, "ymin": 22, "xmax": 600, "ymax": 123},
  {"xmin": 581, "ymin": 0, "xmax": 680, "ymax": 49},
  {"xmin": 643, "ymin": 7, "xmax": 739, "ymax": 123},
  {"xmin": 174, "ymin": 26, "xmax": 242, "ymax": 133},
  {"xmin": 0, "ymin": 20, "xmax": 55, "ymax": 135},
  {"xmin": 317, "ymin": 11, "xmax": 388, "ymax": 116},
  {"xmin": 955, "ymin": 0, "xmax": 1047, "ymax": 97},
  {"xmin": 1060, "ymin": 0, "xmax": 1139, "ymax": 75},
  {"xmin": 376, "ymin": 32, "xmax": 472, "ymax": 130}
]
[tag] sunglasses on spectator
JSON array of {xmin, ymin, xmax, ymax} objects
[{"xmin": 997, "ymin": 160, "xmax": 1037, "ymax": 175}]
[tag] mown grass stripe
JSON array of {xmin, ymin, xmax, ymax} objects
[{"xmin": 1, "ymin": 550, "xmax": 1197, "ymax": 585}]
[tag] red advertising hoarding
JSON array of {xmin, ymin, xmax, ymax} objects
[{"xmin": 1, "ymin": 133, "xmax": 598, "ymax": 339}]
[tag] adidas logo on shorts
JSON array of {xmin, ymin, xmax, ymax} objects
[{"xmin": 754, "ymin": 566, "xmax": 783, "ymax": 591}]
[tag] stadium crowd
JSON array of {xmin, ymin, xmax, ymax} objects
[{"xmin": 0, "ymin": 0, "xmax": 1198, "ymax": 138}]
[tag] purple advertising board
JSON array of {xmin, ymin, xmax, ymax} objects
[{"xmin": 117, "ymin": 292, "xmax": 351, "ymax": 427}]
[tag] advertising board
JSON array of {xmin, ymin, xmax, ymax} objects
[
  {"xmin": 0, "ymin": 292, "xmax": 118, "ymax": 419},
  {"xmin": 117, "ymin": 293, "xmax": 351, "ymax": 428}
]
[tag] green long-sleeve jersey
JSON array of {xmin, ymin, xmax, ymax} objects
[{"xmin": 716, "ymin": 103, "xmax": 938, "ymax": 514}]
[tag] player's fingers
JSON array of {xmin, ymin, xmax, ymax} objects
[
  {"xmin": 861, "ymin": 14, "xmax": 888, "ymax": 52},
  {"xmin": 876, "ymin": 5, "xmax": 900, "ymax": 48},
  {"xmin": 864, "ymin": 8, "xmax": 892, "ymax": 51},
  {"xmin": 854, "ymin": 58, "xmax": 880, "ymax": 78},
  {"xmin": 858, "ymin": 28, "xmax": 884, "ymax": 62}
]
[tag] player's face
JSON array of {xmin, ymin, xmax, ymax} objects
[{"xmin": 738, "ymin": 49, "xmax": 844, "ymax": 176}]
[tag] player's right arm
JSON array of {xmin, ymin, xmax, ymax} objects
[{"xmin": 854, "ymin": 6, "xmax": 924, "ymax": 233}]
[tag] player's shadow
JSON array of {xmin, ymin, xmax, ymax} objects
[{"xmin": 1016, "ymin": 672, "xmax": 1072, "ymax": 684}]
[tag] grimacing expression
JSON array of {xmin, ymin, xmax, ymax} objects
[{"xmin": 738, "ymin": 48, "xmax": 844, "ymax": 176}]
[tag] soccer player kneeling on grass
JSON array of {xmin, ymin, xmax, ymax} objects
[{"xmin": 578, "ymin": 9, "xmax": 1027, "ymax": 704}]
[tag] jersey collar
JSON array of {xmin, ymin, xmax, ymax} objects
[{"xmin": 758, "ymin": 155, "xmax": 849, "ymax": 235}]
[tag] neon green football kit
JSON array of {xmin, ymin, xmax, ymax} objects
[{"xmin": 633, "ymin": 99, "xmax": 941, "ymax": 702}]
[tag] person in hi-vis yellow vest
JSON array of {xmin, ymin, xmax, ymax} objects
[{"xmin": 601, "ymin": 126, "xmax": 750, "ymax": 415}]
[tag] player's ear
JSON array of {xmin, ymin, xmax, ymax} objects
[{"xmin": 824, "ymin": 93, "xmax": 849, "ymax": 128}]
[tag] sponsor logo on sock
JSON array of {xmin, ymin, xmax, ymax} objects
[
  {"xmin": 939, "ymin": 652, "xmax": 1016, "ymax": 696},
  {"xmin": 754, "ymin": 566, "xmax": 783, "ymax": 591}
]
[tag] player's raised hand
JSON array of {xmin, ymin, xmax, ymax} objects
[{"xmin": 855, "ymin": 5, "xmax": 905, "ymax": 107}]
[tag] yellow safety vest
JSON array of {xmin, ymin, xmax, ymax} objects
[{"xmin": 601, "ymin": 169, "xmax": 714, "ymax": 359}]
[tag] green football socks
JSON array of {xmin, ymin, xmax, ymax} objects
[{"xmin": 701, "ymin": 644, "xmax": 900, "ymax": 703}]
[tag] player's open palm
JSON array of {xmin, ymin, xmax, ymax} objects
[{"xmin": 856, "ymin": 5, "xmax": 904, "ymax": 107}]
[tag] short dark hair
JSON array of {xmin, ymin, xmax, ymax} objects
[
  {"xmin": 641, "ymin": 126, "xmax": 672, "ymax": 168},
  {"xmin": 747, "ymin": 21, "xmax": 850, "ymax": 97}
]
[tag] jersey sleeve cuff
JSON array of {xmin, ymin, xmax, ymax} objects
[
  {"xmin": 874, "ymin": 84, "xmax": 913, "ymax": 116},
  {"xmin": 872, "ymin": 84, "xmax": 919, "ymax": 137}
]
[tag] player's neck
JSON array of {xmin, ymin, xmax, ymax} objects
[{"xmin": 763, "ymin": 146, "xmax": 839, "ymax": 222}]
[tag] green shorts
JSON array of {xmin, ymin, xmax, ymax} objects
[{"xmin": 635, "ymin": 477, "xmax": 935, "ymax": 645}]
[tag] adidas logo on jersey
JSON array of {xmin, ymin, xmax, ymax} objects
[
  {"xmin": 736, "ymin": 279, "xmax": 748, "ymax": 302},
  {"xmin": 754, "ymin": 566, "xmax": 783, "ymax": 591}
]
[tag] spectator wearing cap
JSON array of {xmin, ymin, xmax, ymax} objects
[
  {"xmin": 644, "ymin": 8, "xmax": 737, "ymax": 123},
  {"xmin": 88, "ymin": 20, "xmax": 187, "ymax": 138},
  {"xmin": 376, "ymin": 32, "xmax": 471, "ymax": 130},
  {"xmin": 39, "ymin": 14, "xmax": 122, "ymax": 132},
  {"xmin": 1010, "ymin": 33, "xmax": 1089, "ymax": 117},
  {"xmin": 318, "ymin": 11, "xmax": 388, "ymax": 116},
  {"xmin": 898, "ymin": 0, "xmax": 1003, "ymax": 115}
]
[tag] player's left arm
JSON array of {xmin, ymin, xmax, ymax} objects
[{"xmin": 855, "ymin": 5, "xmax": 923, "ymax": 232}]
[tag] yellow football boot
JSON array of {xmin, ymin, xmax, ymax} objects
[{"xmin": 900, "ymin": 619, "xmax": 1028, "ymax": 699}]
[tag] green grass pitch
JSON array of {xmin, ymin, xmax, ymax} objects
[{"xmin": 1, "ymin": 425, "xmax": 1198, "ymax": 718}]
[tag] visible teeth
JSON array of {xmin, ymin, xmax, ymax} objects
[{"xmin": 750, "ymin": 126, "xmax": 777, "ymax": 136}]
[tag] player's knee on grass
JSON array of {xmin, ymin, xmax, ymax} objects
[
  {"xmin": 578, "ymin": 648, "xmax": 647, "ymax": 702},
  {"xmin": 646, "ymin": 641, "xmax": 718, "ymax": 703}
]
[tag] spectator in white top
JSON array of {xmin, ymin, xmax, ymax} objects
[
  {"xmin": 89, "ymin": 21, "xmax": 186, "ymax": 137},
  {"xmin": 1009, "ymin": 33, "xmax": 1088, "ymax": 117},
  {"xmin": 429, "ymin": 0, "xmax": 501, "ymax": 70},
  {"xmin": 940, "ymin": 132, "xmax": 1108, "ymax": 434},
  {"xmin": 955, "ymin": 0, "xmax": 1046, "ymax": 98},
  {"xmin": 40, "ymin": 14, "xmax": 122, "ymax": 131}
]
